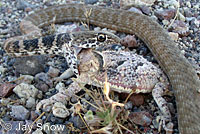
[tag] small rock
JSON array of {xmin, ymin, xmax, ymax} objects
[
  {"xmin": 154, "ymin": 9, "xmax": 176, "ymax": 21},
  {"xmin": 68, "ymin": 115, "xmax": 85, "ymax": 128},
  {"xmin": 168, "ymin": 32, "xmax": 179, "ymax": 41},
  {"xmin": 16, "ymin": 0, "xmax": 36, "ymax": 10},
  {"xmin": 124, "ymin": 101, "xmax": 133, "ymax": 110},
  {"xmin": 0, "ymin": 83, "xmax": 16, "ymax": 97},
  {"xmin": 57, "ymin": 24, "xmax": 80, "ymax": 33},
  {"xmin": 14, "ymin": 56, "xmax": 46, "ymax": 75},
  {"xmin": 129, "ymin": 94, "xmax": 144, "ymax": 106},
  {"xmin": 121, "ymin": 35, "xmax": 138, "ymax": 48},
  {"xmin": 15, "ymin": 75, "xmax": 34, "ymax": 84},
  {"xmin": 47, "ymin": 66, "xmax": 60, "ymax": 78},
  {"xmin": 139, "ymin": 5, "xmax": 151, "ymax": 15},
  {"xmin": 35, "ymin": 72, "xmax": 53, "ymax": 88},
  {"xmin": 120, "ymin": 0, "xmax": 156, "ymax": 6},
  {"xmin": 129, "ymin": 111, "xmax": 152, "ymax": 126},
  {"xmin": 0, "ymin": 65, "xmax": 7, "ymax": 74},
  {"xmin": 85, "ymin": 0, "xmax": 99, "ymax": 4},
  {"xmin": 13, "ymin": 83, "xmax": 39, "ymax": 99},
  {"xmin": 31, "ymin": 111, "xmax": 38, "ymax": 121},
  {"xmin": 0, "ymin": 121, "xmax": 24, "ymax": 134},
  {"xmin": 128, "ymin": 7, "xmax": 143, "ymax": 14},
  {"xmin": 178, "ymin": 12, "xmax": 186, "ymax": 22},
  {"xmin": 26, "ymin": 97, "xmax": 36, "ymax": 108},
  {"xmin": 186, "ymin": 1, "xmax": 191, "ymax": 8},
  {"xmin": 10, "ymin": 105, "xmax": 30, "ymax": 120},
  {"xmin": 184, "ymin": 9, "xmax": 193, "ymax": 17},
  {"xmin": 25, "ymin": 7, "xmax": 32, "ymax": 12},
  {"xmin": 162, "ymin": 19, "xmax": 170, "ymax": 26},
  {"xmin": 52, "ymin": 102, "xmax": 70, "ymax": 118},
  {"xmin": 35, "ymin": 82, "xmax": 49, "ymax": 93}
]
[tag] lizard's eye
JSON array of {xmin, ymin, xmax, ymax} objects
[{"xmin": 97, "ymin": 34, "xmax": 106, "ymax": 42}]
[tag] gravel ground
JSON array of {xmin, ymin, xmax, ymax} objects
[{"xmin": 0, "ymin": 0, "xmax": 199, "ymax": 134}]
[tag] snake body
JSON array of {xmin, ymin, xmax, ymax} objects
[{"xmin": 4, "ymin": 4, "xmax": 200, "ymax": 133}]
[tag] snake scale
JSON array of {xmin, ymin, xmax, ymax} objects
[{"xmin": 3, "ymin": 4, "xmax": 200, "ymax": 133}]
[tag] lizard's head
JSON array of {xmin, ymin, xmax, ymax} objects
[{"xmin": 70, "ymin": 31, "xmax": 120, "ymax": 48}]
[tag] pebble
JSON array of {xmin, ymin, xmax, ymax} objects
[
  {"xmin": 68, "ymin": 115, "xmax": 85, "ymax": 128},
  {"xmin": 154, "ymin": 9, "xmax": 176, "ymax": 21},
  {"xmin": 128, "ymin": 7, "xmax": 143, "ymax": 14},
  {"xmin": 10, "ymin": 105, "xmax": 30, "ymax": 120},
  {"xmin": 140, "ymin": 5, "xmax": 151, "ymax": 15},
  {"xmin": 13, "ymin": 83, "xmax": 39, "ymax": 99},
  {"xmin": 124, "ymin": 101, "xmax": 133, "ymax": 110},
  {"xmin": 35, "ymin": 81, "xmax": 49, "ymax": 93},
  {"xmin": 129, "ymin": 94, "xmax": 145, "ymax": 106},
  {"xmin": 0, "ymin": 83, "xmax": 15, "ymax": 97},
  {"xmin": 120, "ymin": 35, "xmax": 138, "ymax": 48},
  {"xmin": 30, "ymin": 111, "xmax": 38, "ymax": 121},
  {"xmin": 52, "ymin": 102, "xmax": 70, "ymax": 118},
  {"xmin": 178, "ymin": 12, "xmax": 186, "ymax": 21},
  {"xmin": 16, "ymin": 0, "xmax": 36, "ymax": 10},
  {"xmin": 168, "ymin": 32, "xmax": 179, "ymax": 41},
  {"xmin": 47, "ymin": 66, "xmax": 60, "ymax": 78},
  {"xmin": 120, "ymin": 0, "xmax": 156, "ymax": 6},
  {"xmin": 14, "ymin": 56, "xmax": 46, "ymax": 75},
  {"xmin": 56, "ymin": 23, "xmax": 80, "ymax": 33},
  {"xmin": 15, "ymin": 75, "xmax": 34, "ymax": 84},
  {"xmin": 35, "ymin": 72, "xmax": 53, "ymax": 88},
  {"xmin": 26, "ymin": 97, "xmax": 36, "ymax": 109},
  {"xmin": 0, "ymin": 65, "xmax": 7, "ymax": 74},
  {"xmin": 85, "ymin": 0, "xmax": 99, "ymax": 4},
  {"xmin": 128, "ymin": 111, "xmax": 152, "ymax": 126}
]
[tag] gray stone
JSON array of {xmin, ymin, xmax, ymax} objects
[
  {"xmin": 10, "ymin": 105, "xmax": 30, "ymax": 120},
  {"xmin": 85, "ymin": 0, "xmax": 99, "ymax": 4},
  {"xmin": 14, "ymin": 56, "xmax": 46, "ymax": 76},
  {"xmin": 13, "ymin": 83, "xmax": 39, "ymax": 99},
  {"xmin": 16, "ymin": 0, "xmax": 36, "ymax": 10},
  {"xmin": 26, "ymin": 97, "xmax": 36, "ymax": 109}
]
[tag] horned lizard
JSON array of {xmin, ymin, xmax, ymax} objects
[{"xmin": 36, "ymin": 48, "xmax": 173, "ymax": 132}]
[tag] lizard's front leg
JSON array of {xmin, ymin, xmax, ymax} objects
[{"xmin": 152, "ymin": 82, "xmax": 173, "ymax": 133}]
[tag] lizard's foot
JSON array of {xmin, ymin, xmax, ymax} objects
[
  {"xmin": 36, "ymin": 93, "xmax": 68, "ymax": 112},
  {"xmin": 157, "ymin": 116, "xmax": 173, "ymax": 134}
]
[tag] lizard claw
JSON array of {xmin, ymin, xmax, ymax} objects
[
  {"xmin": 36, "ymin": 93, "xmax": 69, "ymax": 112},
  {"xmin": 157, "ymin": 116, "xmax": 173, "ymax": 134}
]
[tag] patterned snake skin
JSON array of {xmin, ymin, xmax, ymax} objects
[{"xmin": 4, "ymin": 4, "xmax": 200, "ymax": 133}]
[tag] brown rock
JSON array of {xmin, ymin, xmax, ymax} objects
[
  {"xmin": 120, "ymin": 35, "xmax": 138, "ymax": 48},
  {"xmin": 155, "ymin": 9, "xmax": 176, "ymax": 21},
  {"xmin": 0, "ymin": 83, "xmax": 16, "ymax": 97},
  {"xmin": 129, "ymin": 111, "xmax": 152, "ymax": 126},
  {"xmin": 47, "ymin": 66, "xmax": 60, "ymax": 78},
  {"xmin": 25, "ymin": 7, "xmax": 32, "ymax": 12},
  {"xmin": 119, "ymin": 93, "xmax": 144, "ymax": 106},
  {"xmin": 129, "ymin": 94, "xmax": 144, "ymax": 106}
]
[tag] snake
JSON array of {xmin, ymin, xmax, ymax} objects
[{"xmin": 3, "ymin": 4, "xmax": 200, "ymax": 133}]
